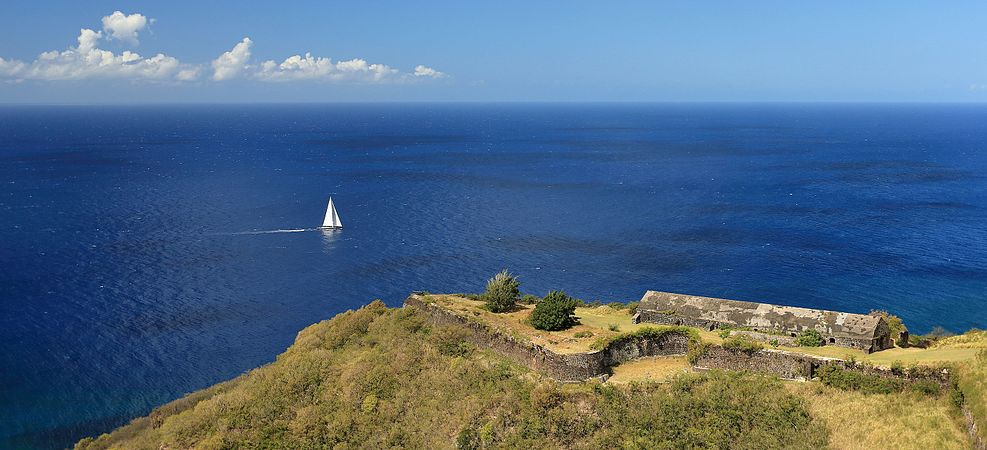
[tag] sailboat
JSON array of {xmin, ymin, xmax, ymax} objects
[{"xmin": 320, "ymin": 197, "xmax": 342, "ymax": 229}]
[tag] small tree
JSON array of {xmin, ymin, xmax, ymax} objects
[
  {"xmin": 482, "ymin": 270, "xmax": 520, "ymax": 313},
  {"xmin": 870, "ymin": 310, "xmax": 907, "ymax": 346},
  {"xmin": 529, "ymin": 290, "xmax": 579, "ymax": 331},
  {"xmin": 795, "ymin": 329, "xmax": 825, "ymax": 347}
]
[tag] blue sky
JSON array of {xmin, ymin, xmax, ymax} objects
[{"xmin": 0, "ymin": 1, "xmax": 985, "ymax": 103}]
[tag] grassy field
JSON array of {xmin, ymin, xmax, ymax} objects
[
  {"xmin": 428, "ymin": 295, "xmax": 721, "ymax": 354},
  {"xmin": 787, "ymin": 382, "xmax": 970, "ymax": 449},
  {"xmin": 607, "ymin": 356, "xmax": 693, "ymax": 384}
]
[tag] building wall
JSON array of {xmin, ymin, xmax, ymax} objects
[{"xmin": 637, "ymin": 310, "xmax": 885, "ymax": 353}]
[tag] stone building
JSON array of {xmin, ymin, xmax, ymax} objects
[{"xmin": 633, "ymin": 290, "xmax": 893, "ymax": 353}]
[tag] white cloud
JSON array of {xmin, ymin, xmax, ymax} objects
[
  {"xmin": 414, "ymin": 65, "xmax": 445, "ymax": 79},
  {"xmin": 176, "ymin": 68, "xmax": 201, "ymax": 81},
  {"xmin": 0, "ymin": 13, "xmax": 446, "ymax": 85},
  {"xmin": 255, "ymin": 53, "xmax": 402, "ymax": 83},
  {"xmin": 101, "ymin": 11, "xmax": 149, "ymax": 45},
  {"xmin": 0, "ymin": 28, "xmax": 189, "ymax": 81},
  {"xmin": 0, "ymin": 57, "xmax": 26, "ymax": 78},
  {"xmin": 212, "ymin": 38, "xmax": 252, "ymax": 81},
  {"xmin": 252, "ymin": 52, "xmax": 445, "ymax": 84}
]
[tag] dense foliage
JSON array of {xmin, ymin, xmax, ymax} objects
[
  {"xmin": 529, "ymin": 290, "xmax": 580, "ymax": 331},
  {"xmin": 795, "ymin": 329, "xmax": 825, "ymax": 347},
  {"xmin": 76, "ymin": 303, "xmax": 829, "ymax": 450},
  {"xmin": 870, "ymin": 310, "xmax": 907, "ymax": 346},
  {"xmin": 482, "ymin": 270, "xmax": 520, "ymax": 313},
  {"xmin": 722, "ymin": 334, "xmax": 765, "ymax": 354}
]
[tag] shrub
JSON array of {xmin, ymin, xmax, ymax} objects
[
  {"xmin": 625, "ymin": 301, "xmax": 639, "ymax": 315},
  {"xmin": 607, "ymin": 324, "xmax": 620, "ymax": 332},
  {"xmin": 910, "ymin": 380, "xmax": 941, "ymax": 396},
  {"xmin": 795, "ymin": 329, "xmax": 825, "ymax": 347},
  {"xmin": 482, "ymin": 270, "xmax": 520, "ymax": 313},
  {"xmin": 574, "ymin": 331, "xmax": 594, "ymax": 338},
  {"xmin": 718, "ymin": 329, "xmax": 731, "ymax": 339},
  {"xmin": 529, "ymin": 291, "xmax": 579, "ymax": 331},
  {"xmin": 769, "ymin": 339, "xmax": 779, "ymax": 347},
  {"xmin": 606, "ymin": 302, "xmax": 625, "ymax": 310},
  {"xmin": 722, "ymin": 335, "xmax": 764, "ymax": 354},
  {"xmin": 519, "ymin": 294, "xmax": 540, "ymax": 305},
  {"xmin": 432, "ymin": 326, "xmax": 476, "ymax": 357},
  {"xmin": 816, "ymin": 365, "xmax": 905, "ymax": 395},
  {"xmin": 870, "ymin": 310, "xmax": 907, "ymax": 346}
]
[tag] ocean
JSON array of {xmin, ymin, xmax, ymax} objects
[{"xmin": 1, "ymin": 103, "xmax": 985, "ymax": 449}]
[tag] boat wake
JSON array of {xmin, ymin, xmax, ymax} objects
[{"xmin": 221, "ymin": 228, "xmax": 316, "ymax": 235}]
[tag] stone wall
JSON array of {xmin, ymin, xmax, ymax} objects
[
  {"xmin": 405, "ymin": 295, "xmax": 691, "ymax": 382},
  {"xmin": 406, "ymin": 295, "xmax": 950, "ymax": 388},
  {"xmin": 637, "ymin": 311, "xmax": 879, "ymax": 352}
]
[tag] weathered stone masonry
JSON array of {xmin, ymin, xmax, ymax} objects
[
  {"xmin": 405, "ymin": 294, "xmax": 949, "ymax": 389},
  {"xmin": 404, "ymin": 295, "xmax": 689, "ymax": 382},
  {"xmin": 635, "ymin": 290, "xmax": 894, "ymax": 353}
]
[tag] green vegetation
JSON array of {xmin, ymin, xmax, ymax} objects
[
  {"xmin": 795, "ymin": 329, "xmax": 825, "ymax": 347},
  {"xmin": 529, "ymin": 290, "xmax": 579, "ymax": 331},
  {"xmin": 519, "ymin": 293, "xmax": 540, "ymax": 305},
  {"xmin": 607, "ymin": 323, "xmax": 620, "ymax": 332},
  {"xmin": 871, "ymin": 310, "xmax": 907, "ymax": 346},
  {"xmin": 482, "ymin": 270, "xmax": 520, "ymax": 313},
  {"xmin": 814, "ymin": 364, "xmax": 949, "ymax": 397},
  {"xmin": 722, "ymin": 334, "xmax": 764, "ymax": 354},
  {"xmin": 789, "ymin": 382, "xmax": 970, "ymax": 449},
  {"xmin": 956, "ymin": 349, "xmax": 987, "ymax": 444},
  {"xmin": 76, "ymin": 302, "xmax": 829, "ymax": 450}
]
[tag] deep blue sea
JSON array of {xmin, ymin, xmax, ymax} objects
[{"xmin": 1, "ymin": 103, "xmax": 986, "ymax": 449}]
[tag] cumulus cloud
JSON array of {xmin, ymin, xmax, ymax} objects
[
  {"xmin": 0, "ymin": 28, "xmax": 191, "ymax": 81},
  {"xmin": 249, "ymin": 51, "xmax": 445, "ymax": 83},
  {"xmin": 101, "ymin": 11, "xmax": 149, "ymax": 45},
  {"xmin": 255, "ymin": 53, "xmax": 403, "ymax": 83},
  {"xmin": 0, "ymin": 12, "xmax": 445, "ymax": 85},
  {"xmin": 212, "ymin": 38, "xmax": 252, "ymax": 81},
  {"xmin": 413, "ymin": 65, "xmax": 445, "ymax": 79}
]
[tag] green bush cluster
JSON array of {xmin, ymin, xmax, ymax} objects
[
  {"xmin": 529, "ymin": 290, "xmax": 579, "ymax": 331},
  {"xmin": 519, "ymin": 294, "xmax": 540, "ymax": 305},
  {"xmin": 482, "ymin": 270, "xmax": 520, "ymax": 313},
  {"xmin": 870, "ymin": 310, "xmax": 907, "ymax": 346},
  {"xmin": 75, "ymin": 303, "xmax": 829, "ymax": 450},
  {"xmin": 795, "ymin": 329, "xmax": 825, "ymax": 347},
  {"xmin": 816, "ymin": 365, "xmax": 905, "ymax": 395},
  {"xmin": 722, "ymin": 334, "xmax": 764, "ymax": 354}
]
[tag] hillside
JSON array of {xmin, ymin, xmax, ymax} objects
[
  {"xmin": 75, "ymin": 300, "xmax": 983, "ymax": 449},
  {"xmin": 77, "ymin": 301, "xmax": 831, "ymax": 449}
]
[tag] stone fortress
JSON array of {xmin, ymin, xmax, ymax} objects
[{"xmin": 633, "ymin": 290, "xmax": 903, "ymax": 353}]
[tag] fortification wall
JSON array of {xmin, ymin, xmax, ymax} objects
[
  {"xmin": 638, "ymin": 311, "xmax": 877, "ymax": 352},
  {"xmin": 405, "ymin": 295, "xmax": 950, "ymax": 388},
  {"xmin": 405, "ymin": 295, "xmax": 690, "ymax": 382}
]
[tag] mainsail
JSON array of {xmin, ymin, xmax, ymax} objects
[{"xmin": 321, "ymin": 198, "xmax": 342, "ymax": 228}]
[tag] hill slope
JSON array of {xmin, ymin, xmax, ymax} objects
[{"xmin": 76, "ymin": 301, "xmax": 829, "ymax": 449}]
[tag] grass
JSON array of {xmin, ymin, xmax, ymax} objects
[
  {"xmin": 607, "ymin": 356, "xmax": 692, "ymax": 384},
  {"xmin": 788, "ymin": 382, "xmax": 969, "ymax": 449},
  {"xmin": 955, "ymin": 351, "xmax": 987, "ymax": 445},
  {"xmin": 428, "ymin": 295, "xmax": 725, "ymax": 354},
  {"xmin": 77, "ymin": 302, "xmax": 830, "ymax": 450},
  {"xmin": 429, "ymin": 295, "xmax": 985, "ymax": 372}
]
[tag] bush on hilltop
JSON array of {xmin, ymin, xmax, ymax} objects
[
  {"xmin": 482, "ymin": 270, "xmax": 520, "ymax": 313},
  {"xmin": 529, "ymin": 290, "xmax": 579, "ymax": 331}
]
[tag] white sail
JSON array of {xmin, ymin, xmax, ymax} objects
[{"xmin": 322, "ymin": 198, "xmax": 342, "ymax": 228}]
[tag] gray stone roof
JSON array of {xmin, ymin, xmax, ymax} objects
[{"xmin": 639, "ymin": 291, "xmax": 884, "ymax": 340}]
